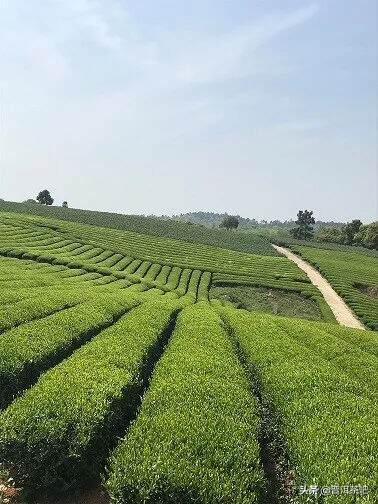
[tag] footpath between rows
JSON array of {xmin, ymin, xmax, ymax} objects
[{"xmin": 272, "ymin": 244, "xmax": 365, "ymax": 330}]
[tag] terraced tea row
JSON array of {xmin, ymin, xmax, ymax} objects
[
  {"xmin": 0, "ymin": 255, "xmax": 155, "ymax": 299},
  {"xmin": 0, "ymin": 200, "xmax": 276, "ymax": 256},
  {"xmin": 0, "ymin": 208, "xmax": 376, "ymax": 502},
  {"xmin": 1, "ymin": 302, "xmax": 376, "ymax": 503},
  {"xmin": 0, "ymin": 213, "xmax": 318, "ymax": 303},
  {"xmin": 0, "ymin": 291, "xmax": 142, "ymax": 409},
  {"xmin": 0, "ymin": 298, "xmax": 189, "ymax": 493},
  {"xmin": 0, "ymin": 221, "xmax": 209, "ymax": 300},
  {"xmin": 0, "ymin": 213, "xmax": 298, "ymax": 276},
  {"xmin": 217, "ymin": 306, "xmax": 377, "ymax": 502},
  {"xmin": 107, "ymin": 303, "xmax": 264, "ymax": 503}
]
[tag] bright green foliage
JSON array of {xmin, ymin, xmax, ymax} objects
[
  {"xmin": 197, "ymin": 271, "xmax": 212, "ymax": 301},
  {"xmin": 0, "ymin": 212, "xmax": 283, "ymax": 279},
  {"xmin": 0, "ymin": 215, "xmax": 217, "ymax": 298},
  {"xmin": 219, "ymin": 307, "xmax": 378, "ymax": 502},
  {"xmin": 271, "ymin": 314, "xmax": 378, "ymax": 394},
  {"xmin": 317, "ymin": 323, "xmax": 378, "ymax": 357},
  {"xmin": 106, "ymin": 303, "xmax": 264, "ymax": 504},
  {"xmin": 0, "ymin": 206, "xmax": 376, "ymax": 503},
  {"xmin": 155, "ymin": 265, "xmax": 171, "ymax": 284},
  {"xmin": 164, "ymin": 266, "xmax": 181, "ymax": 289},
  {"xmin": 0, "ymin": 291, "xmax": 85, "ymax": 333},
  {"xmin": 143, "ymin": 263, "xmax": 162, "ymax": 281},
  {"xmin": 1, "ymin": 213, "xmax": 340, "ymax": 311},
  {"xmin": 0, "ymin": 291, "xmax": 141, "ymax": 408},
  {"xmin": 175, "ymin": 268, "xmax": 193, "ymax": 296},
  {"xmin": 0, "ymin": 290, "xmax": 31, "ymax": 306},
  {"xmin": 0, "ymin": 299, "xmax": 182, "ymax": 491}
]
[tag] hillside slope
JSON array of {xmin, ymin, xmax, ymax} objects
[
  {"xmin": 0, "ymin": 211, "xmax": 335, "ymax": 321},
  {"xmin": 0, "ymin": 201, "xmax": 276, "ymax": 256}
]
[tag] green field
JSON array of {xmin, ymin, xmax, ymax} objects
[{"xmin": 0, "ymin": 207, "xmax": 377, "ymax": 504}]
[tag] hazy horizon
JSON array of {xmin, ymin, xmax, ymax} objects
[{"xmin": 1, "ymin": 1, "xmax": 377, "ymax": 222}]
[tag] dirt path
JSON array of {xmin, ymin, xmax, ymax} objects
[{"xmin": 272, "ymin": 245, "xmax": 365, "ymax": 330}]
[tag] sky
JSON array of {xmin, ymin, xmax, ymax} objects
[{"xmin": 0, "ymin": 0, "xmax": 377, "ymax": 222}]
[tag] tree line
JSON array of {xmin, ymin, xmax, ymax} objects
[
  {"xmin": 290, "ymin": 210, "xmax": 377, "ymax": 250},
  {"xmin": 219, "ymin": 210, "xmax": 377, "ymax": 250}
]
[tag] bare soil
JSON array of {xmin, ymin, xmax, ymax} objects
[
  {"xmin": 31, "ymin": 485, "xmax": 109, "ymax": 504},
  {"xmin": 355, "ymin": 283, "xmax": 378, "ymax": 299}
]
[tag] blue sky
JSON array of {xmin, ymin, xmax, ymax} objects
[{"xmin": 0, "ymin": 0, "xmax": 376, "ymax": 221}]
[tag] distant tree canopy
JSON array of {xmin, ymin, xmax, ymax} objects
[
  {"xmin": 172, "ymin": 212, "xmax": 259, "ymax": 228},
  {"xmin": 171, "ymin": 211, "xmax": 344, "ymax": 230},
  {"xmin": 355, "ymin": 222, "xmax": 378, "ymax": 250},
  {"xmin": 62, "ymin": 201, "xmax": 68, "ymax": 208},
  {"xmin": 341, "ymin": 219, "xmax": 362, "ymax": 245},
  {"xmin": 23, "ymin": 199, "xmax": 37, "ymax": 204},
  {"xmin": 36, "ymin": 190, "xmax": 54, "ymax": 206},
  {"xmin": 219, "ymin": 215, "xmax": 239, "ymax": 230},
  {"xmin": 316, "ymin": 220, "xmax": 377, "ymax": 250},
  {"xmin": 290, "ymin": 210, "xmax": 315, "ymax": 240}
]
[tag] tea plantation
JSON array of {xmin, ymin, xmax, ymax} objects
[{"xmin": 0, "ymin": 208, "xmax": 376, "ymax": 504}]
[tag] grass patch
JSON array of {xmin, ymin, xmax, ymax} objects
[{"xmin": 210, "ymin": 285, "xmax": 323, "ymax": 321}]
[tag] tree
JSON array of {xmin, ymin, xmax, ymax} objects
[
  {"xmin": 340, "ymin": 219, "xmax": 362, "ymax": 245},
  {"xmin": 62, "ymin": 201, "xmax": 68, "ymax": 208},
  {"xmin": 23, "ymin": 199, "xmax": 37, "ymax": 204},
  {"xmin": 219, "ymin": 215, "xmax": 239, "ymax": 230},
  {"xmin": 36, "ymin": 190, "xmax": 54, "ymax": 206},
  {"xmin": 290, "ymin": 210, "xmax": 315, "ymax": 240},
  {"xmin": 354, "ymin": 222, "xmax": 378, "ymax": 250}
]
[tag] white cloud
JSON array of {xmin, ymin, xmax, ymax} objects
[
  {"xmin": 173, "ymin": 3, "xmax": 319, "ymax": 84},
  {"xmin": 25, "ymin": 33, "xmax": 71, "ymax": 81},
  {"xmin": 52, "ymin": 0, "xmax": 124, "ymax": 50}
]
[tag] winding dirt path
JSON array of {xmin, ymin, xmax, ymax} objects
[{"xmin": 272, "ymin": 245, "xmax": 365, "ymax": 330}]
